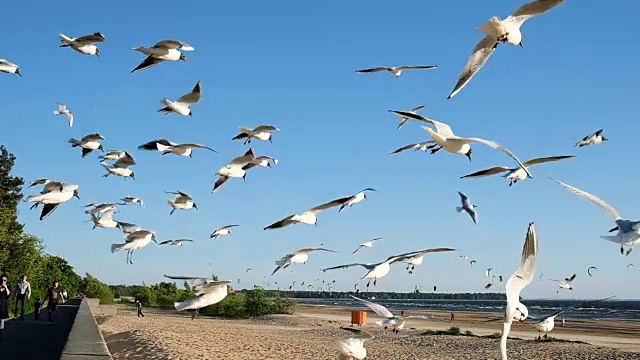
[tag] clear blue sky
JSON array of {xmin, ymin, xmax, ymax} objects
[{"xmin": 2, "ymin": 1, "xmax": 638, "ymax": 299}]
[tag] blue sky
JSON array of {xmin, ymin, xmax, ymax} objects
[{"xmin": 2, "ymin": 1, "xmax": 638, "ymax": 299}]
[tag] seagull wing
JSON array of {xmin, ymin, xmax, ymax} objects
[
  {"xmin": 82, "ymin": 133, "xmax": 104, "ymax": 142},
  {"xmin": 153, "ymin": 40, "xmax": 193, "ymax": 50},
  {"xmin": 131, "ymin": 55, "xmax": 163, "ymax": 73},
  {"xmin": 458, "ymin": 191, "xmax": 470, "ymax": 206},
  {"xmin": 180, "ymin": 143, "xmax": 217, "ymax": 153},
  {"xmin": 158, "ymin": 240, "xmax": 174, "ymax": 246},
  {"xmin": 263, "ymin": 215, "xmax": 297, "ymax": 230},
  {"xmin": 554, "ymin": 180, "xmax": 621, "ymax": 220},
  {"xmin": 356, "ymin": 67, "xmax": 388, "ymax": 73},
  {"xmin": 447, "ymin": 35, "xmax": 498, "ymax": 100},
  {"xmin": 296, "ymin": 247, "xmax": 337, "ymax": 254},
  {"xmin": 321, "ymin": 263, "xmax": 371, "ymax": 272},
  {"xmin": 455, "ymin": 137, "xmax": 531, "ymax": 177},
  {"xmin": 460, "ymin": 166, "xmax": 511, "ymax": 179},
  {"xmin": 534, "ymin": 295, "xmax": 615, "ymax": 321},
  {"xmin": 253, "ymin": 125, "xmax": 279, "ymax": 132},
  {"xmin": 218, "ymin": 224, "xmax": 240, "ymax": 231},
  {"xmin": 113, "ymin": 152, "xmax": 136, "ymax": 168},
  {"xmin": 409, "ymin": 105, "xmax": 426, "ymax": 112},
  {"xmin": 349, "ymin": 295, "xmax": 394, "ymax": 318},
  {"xmin": 175, "ymin": 81, "xmax": 202, "ymax": 105},
  {"xmin": 75, "ymin": 32, "xmax": 106, "ymax": 43},
  {"xmin": 391, "ymin": 111, "xmax": 455, "ymax": 138},
  {"xmin": 396, "ymin": 65, "xmax": 437, "ymax": 70},
  {"xmin": 212, "ymin": 175, "xmax": 230, "ymax": 193},
  {"xmin": 352, "ymin": 245, "xmax": 365, "ymax": 255},
  {"xmin": 505, "ymin": 0, "xmax": 566, "ymax": 28},
  {"xmin": 307, "ymin": 198, "xmax": 348, "ymax": 213},
  {"xmin": 587, "ymin": 266, "xmax": 597, "ymax": 276},
  {"xmin": 565, "ymin": 273, "xmax": 576, "ymax": 283},
  {"xmin": 522, "ymin": 155, "xmax": 575, "ymax": 167},
  {"xmin": 506, "ymin": 222, "xmax": 538, "ymax": 310},
  {"xmin": 40, "ymin": 203, "xmax": 60, "ymax": 221}
]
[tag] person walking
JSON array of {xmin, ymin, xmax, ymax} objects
[
  {"xmin": 0, "ymin": 274, "xmax": 11, "ymax": 342},
  {"xmin": 42, "ymin": 280, "xmax": 64, "ymax": 322},
  {"xmin": 450, "ymin": 312, "xmax": 455, "ymax": 321},
  {"xmin": 13, "ymin": 274, "xmax": 31, "ymax": 321},
  {"xmin": 136, "ymin": 300, "xmax": 145, "ymax": 318}
]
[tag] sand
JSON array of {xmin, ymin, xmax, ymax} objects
[{"xmin": 98, "ymin": 305, "xmax": 640, "ymax": 360}]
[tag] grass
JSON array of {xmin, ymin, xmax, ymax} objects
[{"xmin": 422, "ymin": 329, "xmax": 589, "ymax": 345}]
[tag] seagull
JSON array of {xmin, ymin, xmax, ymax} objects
[
  {"xmin": 388, "ymin": 105, "xmax": 426, "ymax": 129},
  {"xmin": 352, "ymin": 238, "xmax": 383, "ymax": 255},
  {"xmin": 83, "ymin": 202, "xmax": 118, "ymax": 215},
  {"xmin": 25, "ymin": 183, "xmax": 80, "ymax": 220},
  {"xmin": 232, "ymin": 125, "xmax": 280, "ymax": 145},
  {"xmin": 110, "ymin": 230, "xmax": 157, "ymax": 264},
  {"xmin": 68, "ymin": 133, "xmax": 104, "ymax": 158},
  {"xmin": 333, "ymin": 188, "xmax": 377, "ymax": 213},
  {"xmin": 336, "ymin": 327, "xmax": 374, "ymax": 360},
  {"xmin": 167, "ymin": 276, "xmax": 233, "ymax": 319},
  {"xmin": 469, "ymin": 259, "xmax": 477, "ymax": 267},
  {"xmin": 549, "ymin": 274, "xmax": 576, "ymax": 292},
  {"xmin": 528, "ymin": 296, "xmax": 613, "ymax": 340},
  {"xmin": 53, "ymin": 104, "xmax": 74, "ymax": 127},
  {"xmin": 349, "ymin": 295, "xmax": 428, "ymax": 334},
  {"xmin": 131, "ymin": 39, "xmax": 193, "ymax": 73},
  {"xmin": 271, "ymin": 247, "xmax": 337, "ymax": 275},
  {"xmin": 356, "ymin": 65, "xmax": 437, "ymax": 77},
  {"xmin": 99, "ymin": 150, "xmax": 127, "ymax": 161},
  {"xmin": 59, "ymin": 32, "xmax": 105, "ymax": 56},
  {"xmin": 138, "ymin": 139, "xmax": 178, "ymax": 152},
  {"xmin": 388, "ymin": 111, "xmax": 531, "ymax": 173},
  {"xmin": 158, "ymin": 81, "xmax": 202, "ymax": 116},
  {"xmin": 461, "ymin": 155, "xmax": 575, "ymax": 186},
  {"xmin": 0, "ymin": 59, "xmax": 21, "ymax": 76},
  {"xmin": 485, "ymin": 274, "xmax": 504, "ymax": 289},
  {"xmin": 120, "ymin": 196, "xmax": 143, "ymax": 207},
  {"xmin": 210, "ymin": 225, "xmax": 239, "ymax": 239},
  {"xmin": 161, "ymin": 143, "xmax": 217, "ymax": 158},
  {"xmin": 116, "ymin": 222, "xmax": 141, "ymax": 235},
  {"xmin": 576, "ymin": 129, "xmax": 608, "ymax": 147},
  {"xmin": 628, "ymin": 264, "xmax": 636, "ymax": 270},
  {"xmin": 448, "ymin": 0, "xmax": 565, "ymax": 99},
  {"xmin": 456, "ymin": 191, "xmax": 478, "ymax": 224},
  {"xmin": 101, "ymin": 153, "xmax": 136, "ymax": 180},
  {"xmin": 402, "ymin": 248, "xmax": 457, "ymax": 274},
  {"xmin": 263, "ymin": 197, "xmax": 345, "ymax": 230},
  {"xmin": 212, "ymin": 149, "xmax": 257, "ymax": 193},
  {"xmin": 239, "ymin": 155, "xmax": 279, "ymax": 171},
  {"xmin": 28, "ymin": 178, "xmax": 64, "ymax": 192},
  {"xmin": 554, "ymin": 179, "xmax": 640, "ymax": 255},
  {"xmin": 486, "ymin": 268, "xmax": 493, "ymax": 278},
  {"xmin": 501, "ymin": 222, "xmax": 538, "ymax": 360},
  {"xmin": 88, "ymin": 208, "xmax": 118, "ymax": 229},
  {"xmin": 322, "ymin": 251, "xmax": 432, "ymax": 289},
  {"xmin": 159, "ymin": 239, "xmax": 194, "ymax": 246},
  {"xmin": 587, "ymin": 266, "xmax": 598, "ymax": 277},
  {"xmin": 389, "ymin": 141, "xmax": 435, "ymax": 156},
  {"xmin": 166, "ymin": 191, "xmax": 198, "ymax": 215}
]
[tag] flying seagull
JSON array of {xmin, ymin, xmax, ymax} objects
[
  {"xmin": 131, "ymin": 39, "xmax": 193, "ymax": 73},
  {"xmin": 388, "ymin": 105, "xmax": 426, "ymax": 129},
  {"xmin": 402, "ymin": 248, "xmax": 457, "ymax": 274},
  {"xmin": 456, "ymin": 191, "xmax": 478, "ymax": 224},
  {"xmin": 25, "ymin": 182, "xmax": 80, "ymax": 220},
  {"xmin": 263, "ymin": 197, "xmax": 346, "ymax": 230},
  {"xmin": 336, "ymin": 327, "xmax": 374, "ymax": 360},
  {"xmin": 161, "ymin": 143, "xmax": 217, "ymax": 157},
  {"xmin": 356, "ymin": 65, "xmax": 437, "ymax": 77},
  {"xmin": 352, "ymin": 238, "xmax": 383, "ymax": 255},
  {"xmin": 587, "ymin": 266, "xmax": 598, "ymax": 277},
  {"xmin": 0, "ymin": 59, "xmax": 21, "ymax": 76},
  {"xmin": 448, "ymin": 0, "xmax": 566, "ymax": 99},
  {"xmin": 212, "ymin": 149, "xmax": 261, "ymax": 193},
  {"xmin": 485, "ymin": 274, "xmax": 504, "ymax": 289},
  {"xmin": 110, "ymin": 230, "xmax": 157, "ymax": 264},
  {"xmin": 554, "ymin": 179, "xmax": 640, "ymax": 255},
  {"xmin": 99, "ymin": 150, "xmax": 127, "ymax": 161},
  {"xmin": 158, "ymin": 239, "xmax": 194, "ymax": 246},
  {"xmin": 210, "ymin": 225, "xmax": 239, "ymax": 239},
  {"xmin": 461, "ymin": 155, "xmax": 575, "ymax": 186},
  {"xmin": 53, "ymin": 104, "xmax": 74, "ymax": 127},
  {"xmin": 576, "ymin": 129, "xmax": 607, "ymax": 147},
  {"xmin": 349, "ymin": 295, "xmax": 428, "ymax": 334},
  {"xmin": 138, "ymin": 139, "xmax": 178, "ymax": 152},
  {"xmin": 549, "ymin": 273, "xmax": 576, "ymax": 292},
  {"xmin": 501, "ymin": 222, "xmax": 538, "ymax": 360},
  {"xmin": 158, "ymin": 81, "xmax": 202, "ymax": 117},
  {"xmin": 120, "ymin": 196, "xmax": 143, "ymax": 207},
  {"xmin": 101, "ymin": 152, "xmax": 136, "ymax": 180},
  {"xmin": 232, "ymin": 125, "xmax": 280, "ymax": 145},
  {"xmin": 59, "ymin": 32, "xmax": 105, "ymax": 56},
  {"xmin": 271, "ymin": 247, "xmax": 337, "ymax": 275},
  {"xmin": 166, "ymin": 191, "xmax": 198, "ymax": 215},
  {"xmin": 333, "ymin": 188, "xmax": 377, "ymax": 213},
  {"xmin": 88, "ymin": 208, "xmax": 118, "ymax": 229},
  {"xmin": 389, "ymin": 141, "xmax": 435, "ymax": 156},
  {"xmin": 68, "ymin": 133, "xmax": 104, "ymax": 158},
  {"xmin": 165, "ymin": 275, "xmax": 234, "ymax": 319}
]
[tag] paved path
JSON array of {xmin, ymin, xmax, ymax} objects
[{"xmin": 0, "ymin": 298, "xmax": 80, "ymax": 360}]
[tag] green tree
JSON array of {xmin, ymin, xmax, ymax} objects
[
  {"xmin": 0, "ymin": 145, "xmax": 25, "ymax": 272},
  {"xmin": 81, "ymin": 273, "xmax": 114, "ymax": 304}
]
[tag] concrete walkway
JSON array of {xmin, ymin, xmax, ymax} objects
[{"xmin": 0, "ymin": 298, "xmax": 80, "ymax": 360}]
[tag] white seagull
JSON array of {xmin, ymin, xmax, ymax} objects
[
  {"xmin": 334, "ymin": 188, "xmax": 377, "ymax": 213},
  {"xmin": 448, "ymin": 0, "xmax": 566, "ymax": 99},
  {"xmin": 210, "ymin": 225, "xmax": 239, "ymax": 239},
  {"xmin": 461, "ymin": 155, "xmax": 575, "ymax": 186},
  {"xmin": 59, "ymin": 32, "xmax": 106, "ymax": 56},
  {"xmin": 576, "ymin": 129, "xmax": 608, "ymax": 147},
  {"xmin": 349, "ymin": 295, "xmax": 428, "ymax": 334},
  {"xmin": 456, "ymin": 191, "xmax": 478, "ymax": 224},
  {"xmin": 501, "ymin": 222, "xmax": 538, "ymax": 360},
  {"xmin": 389, "ymin": 141, "xmax": 435, "ymax": 156},
  {"xmin": 549, "ymin": 273, "xmax": 576, "ymax": 292},
  {"xmin": 356, "ymin": 65, "xmax": 437, "ymax": 77},
  {"xmin": 110, "ymin": 230, "xmax": 157, "ymax": 264},
  {"xmin": 25, "ymin": 182, "xmax": 80, "ymax": 220},
  {"xmin": 120, "ymin": 196, "xmax": 143, "ymax": 207},
  {"xmin": 138, "ymin": 138, "xmax": 178, "ymax": 152},
  {"xmin": 263, "ymin": 197, "xmax": 346, "ymax": 230},
  {"xmin": 68, "ymin": 133, "xmax": 105, "ymax": 158},
  {"xmin": 169, "ymin": 277, "xmax": 234, "ymax": 319},
  {"xmin": 53, "ymin": 104, "xmax": 74, "ymax": 127},
  {"xmin": 528, "ymin": 296, "xmax": 613, "ymax": 340},
  {"xmin": 0, "ymin": 59, "xmax": 21, "ymax": 76},
  {"xmin": 554, "ymin": 179, "xmax": 640, "ymax": 255},
  {"xmin": 388, "ymin": 105, "xmax": 426, "ymax": 129},
  {"xmin": 158, "ymin": 81, "xmax": 202, "ymax": 117},
  {"xmin": 159, "ymin": 239, "xmax": 194, "ymax": 247},
  {"xmin": 101, "ymin": 152, "xmax": 136, "ymax": 180},
  {"xmin": 352, "ymin": 237, "xmax": 383, "ymax": 255},
  {"xmin": 271, "ymin": 247, "xmax": 337, "ymax": 275},
  {"xmin": 336, "ymin": 327, "xmax": 374, "ymax": 360},
  {"xmin": 212, "ymin": 149, "xmax": 258, "ymax": 193},
  {"xmin": 88, "ymin": 208, "xmax": 118, "ymax": 229},
  {"xmin": 166, "ymin": 191, "xmax": 198, "ymax": 215},
  {"xmin": 232, "ymin": 125, "xmax": 280, "ymax": 145},
  {"xmin": 402, "ymin": 248, "xmax": 457, "ymax": 274},
  {"xmin": 131, "ymin": 39, "xmax": 193, "ymax": 73},
  {"xmin": 161, "ymin": 142, "xmax": 217, "ymax": 158}
]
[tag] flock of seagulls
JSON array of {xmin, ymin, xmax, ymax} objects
[{"xmin": 9, "ymin": 1, "xmax": 634, "ymax": 359}]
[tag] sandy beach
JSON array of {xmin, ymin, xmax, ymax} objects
[{"xmin": 98, "ymin": 304, "xmax": 640, "ymax": 360}]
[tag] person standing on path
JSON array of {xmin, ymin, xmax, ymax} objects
[
  {"xmin": 450, "ymin": 312, "xmax": 455, "ymax": 321},
  {"xmin": 13, "ymin": 275, "xmax": 30, "ymax": 321},
  {"xmin": 0, "ymin": 274, "xmax": 11, "ymax": 342},
  {"xmin": 42, "ymin": 281, "xmax": 64, "ymax": 322},
  {"xmin": 136, "ymin": 300, "xmax": 144, "ymax": 317}
]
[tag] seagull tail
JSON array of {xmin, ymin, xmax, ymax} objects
[
  {"xmin": 110, "ymin": 243, "xmax": 125, "ymax": 253},
  {"xmin": 68, "ymin": 138, "xmax": 80, "ymax": 146},
  {"xmin": 58, "ymin": 33, "xmax": 73, "ymax": 43},
  {"xmin": 53, "ymin": 111, "xmax": 60, "ymax": 115},
  {"xmin": 455, "ymin": 206, "xmax": 464, "ymax": 213},
  {"xmin": 174, "ymin": 299, "xmax": 194, "ymax": 312}
]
